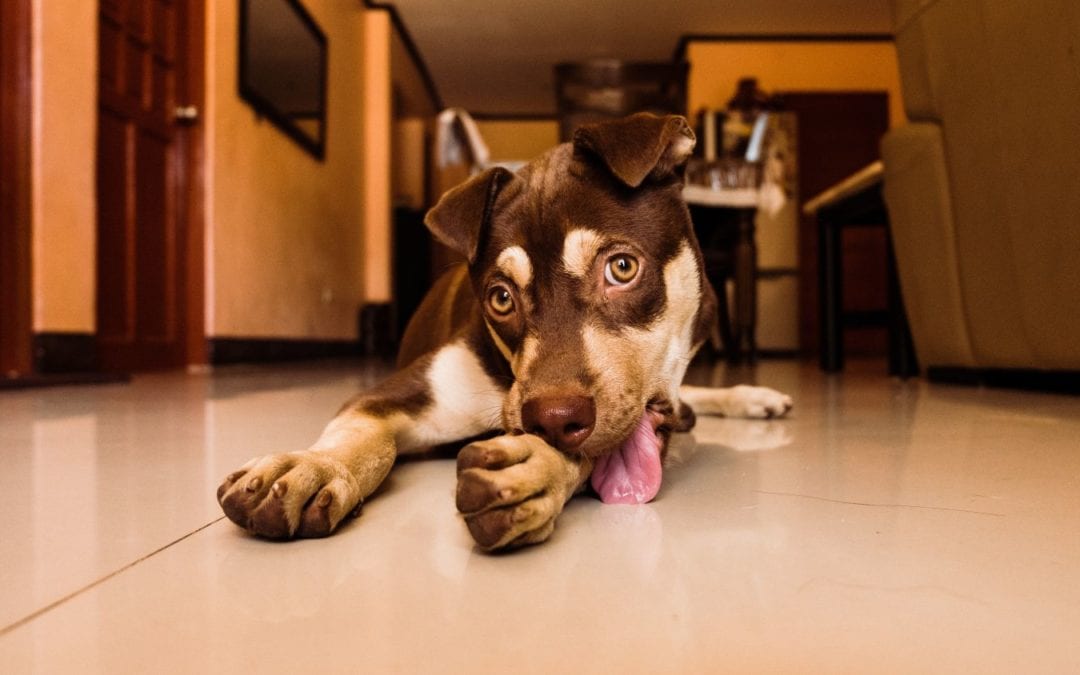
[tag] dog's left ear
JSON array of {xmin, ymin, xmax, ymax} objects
[
  {"xmin": 425, "ymin": 167, "xmax": 516, "ymax": 264},
  {"xmin": 573, "ymin": 113, "xmax": 696, "ymax": 188}
]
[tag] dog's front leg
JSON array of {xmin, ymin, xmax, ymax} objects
[
  {"xmin": 217, "ymin": 340, "xmax": 507, "ymax": 539},
  {"xmin": 454, "ymin": 434, "xmax": 593, "ymax": 552},
  {"xmin": 216, "ymin": 417, "xmax": 390, "ymax": 539}
]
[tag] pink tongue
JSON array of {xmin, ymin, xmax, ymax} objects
[{"xmin": 590, "ymin": 412, "xmax": 663, "ymax": 504}]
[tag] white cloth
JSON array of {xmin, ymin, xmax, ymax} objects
[{"xmin": 435, "ymin": 108, "xmax": 490, "ymax": 173}]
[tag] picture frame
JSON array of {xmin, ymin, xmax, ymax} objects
[{"xmin": 238, "ymin": 0, "xmax": 328, "ymax": 160}]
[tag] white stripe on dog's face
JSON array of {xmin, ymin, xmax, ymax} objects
[
  {"xmin": 513, "ymin": 334, "xmax": 540, "ymax": 378},
  {"xmin": 484, "ymin": 321, "xmax": 513, "ymax": 362},
  {"xmin": 651, "ymin": 242, "xmax": 702, "ymax": 400},
  {"xmin": 562, "ymin": 228, "xmax": 606, "ymax": 277},
  {"xmin": 496, "ymin": 246, "xmax": 533, "ymax": 288},
  {"xmin": 501, "ymin": 334, "xmax": 541, "ymax": 428}
]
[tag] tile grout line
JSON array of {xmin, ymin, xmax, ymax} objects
[
  {"xmin": 754, "ymin": 490, "xmax": 1006, "ymax": 516},
  {"xmin": 0, "ymin": 517, "xmax": 227, "ymax": 638}
]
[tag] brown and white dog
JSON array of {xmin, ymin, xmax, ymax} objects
[{"xmin": 217, "ymin": 113, "xmax": 792, "ymax": 552}]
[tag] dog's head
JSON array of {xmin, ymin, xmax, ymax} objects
[{"xmin": 426, "ymin": 113, "xmax": 717, "ymax": 502}]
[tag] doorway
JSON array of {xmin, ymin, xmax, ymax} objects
[
  {"xmin": 783, "ymin": 92, "xmax": 890, "ymax": 358},
  {"xmin": 96, "ymin": 0, "xmax": 204, "ymax": 371}
]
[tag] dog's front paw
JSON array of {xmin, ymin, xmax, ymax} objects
[
  {"xmin": 455, "ymin": 435, "xmax": 590, "ymax": 552},
  {"xmin": 682, "ymin": 384, "xmax": 794, "ymax": 419},
  {"xmin": 722, "ymin": 385, "xmax": 793, "ymax": 419},
  {"xmin": 217, "ymin": 451, "xmax": 362, "ymax": 539}
]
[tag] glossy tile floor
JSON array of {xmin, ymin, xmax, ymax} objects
[{"xmin": 1, "ymin": 358, "xmax": 1078, "ymax": 673}]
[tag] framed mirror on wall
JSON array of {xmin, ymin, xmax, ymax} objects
[{"xmin": 238, "ymin": 0, "xmax": 328, "ymax": 160}]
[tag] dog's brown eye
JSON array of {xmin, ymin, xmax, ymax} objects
[
  {"xmin": 605, "ymin": 255, "xmax": 639, "ymax": 285},
  {"xmin": 488, "ymin": 286, "xmax": 514, "ymax": 316}
]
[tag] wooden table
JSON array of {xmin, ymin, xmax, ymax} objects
[{"xmin": 683, "ymin": 184, "xmax": 759, "ymax": 362}]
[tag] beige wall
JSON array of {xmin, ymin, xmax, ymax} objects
[
  {"xmin": 31, "ymin": 0, "xmax": 97, "ymax": 333},
  {"xmin": 205, "ymin": 1, "xmax": 370, "ymax": 339},
  {"xmin": 687, "ymin": 41, "xmax": 906, "ymax": 128}
]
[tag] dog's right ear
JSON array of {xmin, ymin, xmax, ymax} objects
[
  {"xmin": 573, "ymin": 113, "xmax": 696, "ymax": 188},
  {"xmin": 425, "ymin": 167, "xmax": 515, "ymax": 264}
]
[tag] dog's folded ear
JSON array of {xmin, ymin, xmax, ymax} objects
[
  {"xmin": 425, "ymin": 167, "xmax": 516, "ymax": 264},
  {"xmin": 573, "ymin": 113, "xmax": 696, "ymax": 188}
]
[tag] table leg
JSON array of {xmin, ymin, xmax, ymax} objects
[
  {"xmin": 819, "ymin": 215, "xmax": 843, "ymax": 372},
  {"xmin": 732, "ymin": 208, "xmax": 758, "ymax": 363}
]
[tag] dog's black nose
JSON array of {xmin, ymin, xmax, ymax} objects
[{"xmin": 521, "ymin": 396, "xmax": 596, "ymax": 452}]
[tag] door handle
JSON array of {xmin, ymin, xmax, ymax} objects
[{"xmin": 174, "ymin": 105, "xmax": 199, "ymax": 123}]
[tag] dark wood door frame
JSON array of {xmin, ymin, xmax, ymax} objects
[
  {"xmin": 0, "ymin": 0, "xmax": 33, "ymax": 378},
  {"xmin": 179, "ymin": 0, "xmax": 207, "ymax": 367}
]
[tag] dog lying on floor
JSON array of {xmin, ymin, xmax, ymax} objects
[{"xmin": 217, "ymin": 113, "xmax": 792, "ymax": 552}]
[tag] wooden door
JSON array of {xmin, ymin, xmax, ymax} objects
[{"xmin": 97, "ymin": 0, "xmax": 201, "ymax": 371}]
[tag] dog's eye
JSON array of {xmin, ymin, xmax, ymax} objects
[
  {"xmin": 488, "ymin": 286, "xmax": 515, "ymax": 316},
  {"xmin": 604, "ymin": 255, "xmax": 639, "ymax": 285}
]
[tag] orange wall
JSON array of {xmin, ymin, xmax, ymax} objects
[
  {"xmin": 29, "ymin": 2, "xmax": 381, "ymax": 343},
  {"xmin": 361, "ymin": 10, "xmax": 392, "ymax": 305},
  {"xmin": 468, "ymin": 40, "xmax": 903, "ymax": 166},
  {"xmin": 31, "ymin": 0, "xmax": 97, "ymax": 332},
  {"xmin": 204, "ymin": 1, "xmax": 371, "ymax": 339},
  {"xmin": 687, "ymin": 41, "xmax": 905, "ymax": 128},
  {"xmin": 474, "ymin": 120, "xmax": 560, "ymax": 163}
]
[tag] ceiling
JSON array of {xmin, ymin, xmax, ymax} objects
[{"xmin": 388, "ymin": 0, "xmax": 895, "ymax": 116}]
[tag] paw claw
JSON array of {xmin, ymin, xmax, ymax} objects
[
  {"xmin": 316, "ymin": 490, "xmax": 332, "ymax": 508},
  {"xmin": 513, "ymin": 503, "xmax": 536, "ymax": 523}
]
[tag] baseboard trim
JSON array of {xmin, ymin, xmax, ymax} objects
[
  {"xmin": 927, "ymin": 366, "xmax": 1080, "ymax": 395},
  {"xmin": 33, "ymin": 332, "xmax": 98, "ymax": 374},
  {"xmin": 0, "ymin": 371, "xmax": 128, "ymax": 390},
  {"xmin": 207, "ymin": 337, "xmax": 360, "ymax": 365}
]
